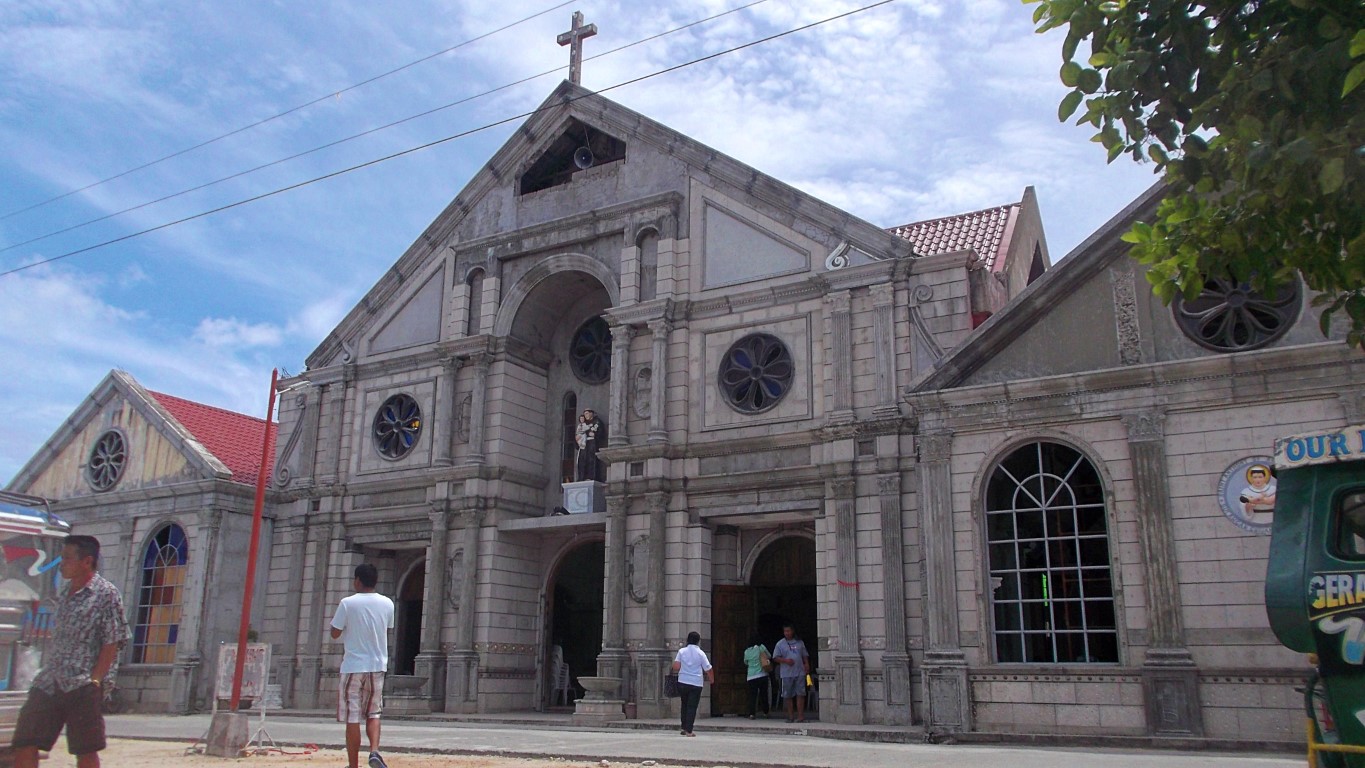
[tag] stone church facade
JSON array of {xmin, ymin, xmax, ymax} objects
[{"xmin": 10, "ymin": 82, "xmax": 1360, "ymax": 744}]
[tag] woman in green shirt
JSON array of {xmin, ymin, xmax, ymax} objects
[{"xmin": 742, "ymin": 633, "xmax": 771, "ymax": 719}]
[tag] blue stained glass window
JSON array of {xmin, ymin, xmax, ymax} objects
[
  {"xmin": 134, "ymin": 524, "xmax": 188, "ymax": 664},
  {"xmin": 569, "ymin": 316, "xmax": 612, "ymax": 384},
  {"xmin": 373, "ymin": 393, "xmax": 423, "ymax": 460},
  {"xmin": 718, "ymin": 333, "xmax": 794, "ymax": 414}
]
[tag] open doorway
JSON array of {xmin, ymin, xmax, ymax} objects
[
  {"xmin": 545, "ymin": 540, "xmax": 604, "ymax": 709},
  {"xmin": 712, "ymin": 535, "xmax": 817, "ymax": 717},
  {"xmin": 394, "ymin": 560, "xmax": 424, "ymax": 675}
]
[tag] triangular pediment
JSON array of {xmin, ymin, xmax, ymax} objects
[
  {"xmin": 306, "ymin": 81, "xmax": 915, "ymax": 369},
  {"xmin": 7, "ymin": 371, "xmax": 232, "ymax": 500},
  {"xmin": 367, "ymin": 265, "xmax": 445, "ymax": 355}
]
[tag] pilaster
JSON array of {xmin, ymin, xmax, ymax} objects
[
  {"xmin": 647, "ymin": 319, "xmax": 671, "ymax": 444},
  {"xmin": 826, "ymin": 291, "xmax": 854, "ymax": 423},
  {"xmin": 871, "ymin": 283, "xmax": 899, "ymax": 417},
  {"xmin": 599, "ymin": 495, "xmax": 629, "ymax": 682},
  {"xmin": 608, "ymin": 323, "xmax": 636, "ymax": 448},
  {"xmin": 445, "ymin": 508, "xmax": 483, "ymax": 713},
  {"xmin": 464, "ymin": 353, "xmax": 491, "ymax": 466},
  {"xmin": 1122, "ymin": 410, "xmax": 1203, "ymax": 736},
  {"xmin": 415, "ymin": 501, "xmax": 450, "ymax": 710},
  {"xmin": 635, "ymin": 492, "xmax": 671, "ymax": 718},
  {"xmin": 434, "ymin": 356, "xmax": 464, "ymax": 467},
  {"xmin": 877, "ymin": 472, "xmax": 912, "ymax": 724},
  {"xmin": 917, "ymin": 429, "xmax": 969, "ymax": 732},
  {"xmin": 828, "ymin": 477, "xmax": 864, "ymax": 723}
]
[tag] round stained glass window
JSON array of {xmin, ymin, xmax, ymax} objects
[
  {"xmin": 373, "ymin": 393, "xmax": 423, "ymax": 460},
  {"xmin": 1173, "ymin": 275, "xmax": 1301, "ymax": 352},
  {"xmin": 569, "ymin": 316, "xmax": 612, "ymax": 384},
  {"xmin": 718, "ymin": 333, "xmax": 795, "ymax": 414},
  {"xmin": 87, "ymin": 430, "xmax": 126, "ymax": 492}
]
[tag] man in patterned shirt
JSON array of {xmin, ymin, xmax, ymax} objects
[{"xmin": 12, "ymin": 535, "xmax": 128, "ymax": 768}]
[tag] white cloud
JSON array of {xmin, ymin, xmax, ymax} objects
[{"xmin": 192, "ymin": 317, "xmax": 283, "ymax": 348}]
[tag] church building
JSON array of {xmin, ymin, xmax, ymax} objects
[{"xmin": 9, "ymin": 77, "xmax": 1361, "ymax": 746}]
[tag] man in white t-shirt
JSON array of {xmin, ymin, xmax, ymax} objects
[{"xmin": 330, "ymin": 564, "xmax": 395, "ymax": 768}]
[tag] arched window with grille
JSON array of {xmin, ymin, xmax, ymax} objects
[
  {"xmin": 985, "ymin": 441, "xmax": 1118, "ymax": 664},
  {"xmin": 133, "ymin": 524, "xmax": 189, "ymax": 664}
]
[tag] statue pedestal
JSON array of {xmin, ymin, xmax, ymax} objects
[
  {"xmin": 562, "ymin": 481, "xmax": 607, "ymax": 514},
  {"xmin": 573, "ymin": 676, "xmax": 624, "ymax": 725}
]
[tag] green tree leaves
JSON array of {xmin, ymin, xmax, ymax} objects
[{"xmin": 1025, "ymin": 0, "xmax": 1365, "ymax": 348}]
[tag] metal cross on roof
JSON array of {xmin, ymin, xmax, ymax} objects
[{"xmin": 557, "ymin": 10, "xmax": 598, "ymax": 86}]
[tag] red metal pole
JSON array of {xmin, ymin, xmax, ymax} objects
[{"xmin": 230, "ymin": 368, "xmax": 278, "ymax": 711}]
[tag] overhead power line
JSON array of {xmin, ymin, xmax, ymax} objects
[
  {"xmin": 0, "ymin": 0, "xmax": 771, "ymax": 256},
  {"xmin": 0, "ymin": 0, "xmax": 577, "ymax": 222},
  {"xmin": 0, "ymin": 0, "xmax": 899, "ymax": 279}
]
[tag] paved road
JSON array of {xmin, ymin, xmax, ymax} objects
[{"xmin": 107, "ymin": 714, "xmax": 1301, "ymax": 768}]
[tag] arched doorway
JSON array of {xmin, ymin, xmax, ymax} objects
[
  {"xmin": 544, "ymin": 540, "xmax": 605, "ymax": 709},
  {"xmin": 713, "ymin": 535, "xmax": 818, "ymax": 717},
  {"xmin": 394, "ymin": 561, "xmax": 424, "ymax": 675}
]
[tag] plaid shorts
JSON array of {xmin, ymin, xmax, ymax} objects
[{"xmin": 337, "ymin": 672, "xmax": 385, "ymax": 724}]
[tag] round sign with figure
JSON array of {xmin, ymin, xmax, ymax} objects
[{"xmin": 1216, "ymin": 456, "xmax": 1277, "ymax": 534}]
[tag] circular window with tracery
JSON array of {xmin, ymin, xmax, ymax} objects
[
  {"xmin": 1173, "ymin": 275, "xmax": 1301, "ymax": 352},
  {"xmin": 569, "ymin": 316, "xmax": 612, "ymax": 384},
  {"xmin": 718, "ymin": 333, "xmax": 795, "ymax": 414},
  {"xmin": 373, "ymin": 394, "xmax": 423, "ymax": 460},
  {"xmin": 87, "ymin": 429, "xmax": 127, "ymax": 492}
]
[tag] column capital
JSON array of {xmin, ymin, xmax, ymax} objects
[
  {"xmin": 871, "ymin": 282, "xmax": 895, "ymax": 307},
  {"xmin": 825, "ymin": 289, "xmax": 852, "ymax": 314},
  {"xmin": 828, "ymin": 477, "xmax": 856, "ymax": 501},
  {"xmin": 917, "ymin": 430, "xmax": 954, "ymax": 463},
  {"xmin": 647, "ymin": 317, "xmax": 672, "ymax": 336},
  {"xmin": 877, "ymin": 473, "xmax": 900, "ymax": 497},
  {"xmin": 442, "ymin": 354, "xmax": 466, "ymax": 374},
  {"xmin": 1122, "ymin": 410, "xmax": 1166, "ymax": 443}
]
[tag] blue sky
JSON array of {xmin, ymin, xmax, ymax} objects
[{"xmin": 0, "ymin": 0, "xmax": 1159, "ymax": 484}]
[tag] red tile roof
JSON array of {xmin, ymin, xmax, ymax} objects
[
  {"xmin": 149, "ymin": 391, "xmax": 276, "ymax": 487},
  {"xmin": 888, "ymin": 201, "xmax": 1020, "ymax": 271}
]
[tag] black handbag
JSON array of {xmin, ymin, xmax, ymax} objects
[{"xmin": 663, "ymin": 673, "xmax": 681, "ymax": 698}]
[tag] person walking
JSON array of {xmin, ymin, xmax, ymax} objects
[
  {"xmin": 11, "ymin": 535, "xmax": 128, "ymax": 768},
  {"xmin": 742, "ymin": 633, "xmax": 771, "ymax": 719},
  {"xmin": 671, "ymin": 631, "xmax": 713, "ymax": 736},
  {"xmin": 330, "ymin": 563, "xmax": 395, "ymax": 768},
  {"xmin": 772, "ymin": 624, "xmax": 811, "ymax": 723}
]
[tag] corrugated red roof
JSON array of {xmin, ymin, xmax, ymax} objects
[
  {"xmin": 888, "ymin": 201, "xmax": 1020, "ymax": 270},
  {"xmin": 149, "ymin": 391, "xmax": 276, "ymax": 487}
]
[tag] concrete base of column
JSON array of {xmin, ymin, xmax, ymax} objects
[
  {"xmin": 632, "ymin": 650, "xmax": 673, "ymax": 719},
  {"xmin": 1142, "ymin": 648, "xmax": 1203, "ymax": 736},
  {"xmin": 293, "ymin": 655, "xmax": 322, "ymax": 710},
  {"xmin": 832, "ymin": 653, "xmax": 865, "ymax": 724},
  {"xmin": 444, "ymin": 651, "xmax": 480, "ymax": 713},
  {"xmin": 922, "ymin": 651, "xmax": 970, "ymax": 734},
  {"xmin": 881, "ymin": 652, "xmax": 913, "ymax": 725},
  {"xmin": 414, "ymin": 651, "xmax": 448, "ymax": 712}
]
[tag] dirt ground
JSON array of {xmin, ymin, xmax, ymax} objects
[{"xmin": 64, "ymin": 739, "xmax": 660, "ymax": 768}]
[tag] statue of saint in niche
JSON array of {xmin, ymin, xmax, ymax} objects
[{"xmin": 574, "ymin": 408, "xmax": 607, "ymax": 482}]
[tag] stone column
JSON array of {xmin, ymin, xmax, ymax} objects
[
  {"xmin": 827, "ymin": 290, "xmax": 854, "ymax": 423},
  {"xmin": 177, "ymin": 507, "xmax": 221, "ymax": 713},
  {"xmin": 830, "ymin": 477, "xmax": 865, "ymax": 723},
  {"xmin": 296, "ymin": 518, "xmax": 339, "ymax": 709},
  {"xmin": 647, "ymin": 319, "xmax": 671, "ymax": 444},
  {"xmin": 464, "ymin": 353, "xmax": 491, "ymax": 466},
  {"xmin": 275, "ymin": 515, "xmax": 309, "ymax": 708},
  {"xmin": 445, "ymin": 509, "xmax": 483, "ymax": 713},
  {"xmin": 415, "ymin": 501, "xmax": 450, "ymax": 710},
  {"xmin": 608, "ymin": 324, "xmax": 635, "ymax": 447},
  {"xmin": 871, "ymin": 283, "xmax": 899, "ymax": 417},
  {"xmin": 877, "ymin": 473, "xmax": 913, "ymax": 724},
  {"xmin": 635, "ymin": 492, "xmax": 672, "ymax": 718},
  {"xmin": 918, "ymin": 430, "xmax": 969, "ymax": 732},
  {"xmin": 598, "ymin": 494, "xmax": 630, "ymax": 681},
  {"xmin": 434, "ymin": 356, "xmax": 464, "ymax": 467},
  {"xmin": 1123, "ymin": 411, "xmax": 1203, "ymax": 736}
]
